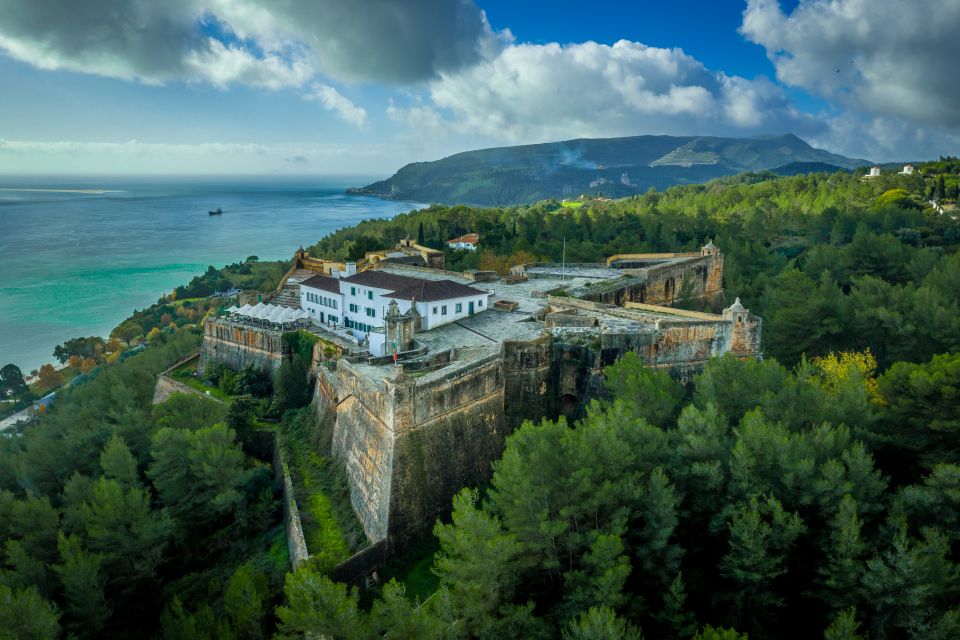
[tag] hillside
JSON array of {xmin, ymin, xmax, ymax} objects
[{"xmin": 349, "ymin": 133, "xmax": 869, "ymax": 205}]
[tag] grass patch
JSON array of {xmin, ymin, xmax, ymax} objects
[
  {"xmin": 170, "ymin": 359, "xmax": 232, "ymax": 402},
  {"xmin": 560, "ymin": 200, "xmax": 584, "ymax": 208},
  {"xmin": 278, "ymin": 409, "xmax": 367, "ymax": 573},
  {"xmin": 371, "ymin": 539, "xmax": 441, "ymax": 605}
]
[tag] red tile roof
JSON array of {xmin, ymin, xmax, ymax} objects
[
  {"xmin": 300, "ymin": 274, "xmax": 342, "ymax": 294},
  {"xmin": 341, "ymin": 270, "xmax": 426, "ymax": 291},
  {"xmin": 384, "ymin": 279, "xmax": 487, "ymax": 302},
  {"xmin": 447, "ymin": 233, "xmax": 479, "ymax": 245}
]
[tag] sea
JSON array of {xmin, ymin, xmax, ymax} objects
[{"xmin": 0, "ymin": 176, "xmax": 424, "ymax": 373}]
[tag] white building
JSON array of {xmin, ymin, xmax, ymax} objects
[
  {"xmin": 899, "ymin": 164, "xmax": 915, "ymax": 175},
  {"xmin": 299, "ymin": 274, "xmax": 342, "ymax": 326},
  {"xmin": 865, "ymin": 166, "xmax": 881, "ymax": 178},
  {"xmin": 447, "ymin": 233, "xmax": 479, "ymax": 251},
  {"xmin": 300, "ymin": 269, "xmax": 490, "ymax": 353}
]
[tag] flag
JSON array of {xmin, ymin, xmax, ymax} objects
[{"xmin": 392, "ymin": 340, "xmax": 398, "ymax": 363}]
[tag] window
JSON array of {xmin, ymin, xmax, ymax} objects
[
  {"xmin": 441, "ymin": 305, "xmax": 448, "ymax": 315},
  {"xmin": 349, "ymin": 303, "xmax": 358, "ymax": 313},
  {"xmin": 478, "ymin": 299, "xmax": 483, "ymax": 307},
  {"xmin": 432, "ymin": 306, "xmax": 438, "ymax": 315},
  {"xmin": 456, "ymin": 303, "xmax": 462, "ymax": 313},
  {"xmin": 329, "ymin": 315, "xmax": 338, "ymax": 324},
  {"xmin": 367, "ymin": 291, "xmax": 373, "ymax": 300},
  {"xmin": 350, "ymin": 286, "xmax": 356, "ymax": 296},
  {"xmin": 366, "ymin": 307, "xmax": 375, "ymax": 317}
]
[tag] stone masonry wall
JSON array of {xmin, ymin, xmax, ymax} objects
[
  {"xmin": 274, "ymin": 442, "xmax": 310, "ymax": 568},
  {"xmin": 331, "ymin": 362, "xmax": 397, "ymax": 543},
  {"xmin": 198, "ymin": 318, "xmax": 286, "ymax": 377},
  {"xmin": 503, "ymin": 334, "xmax": 555, "ymax": 428},
  {"xmin": 582, "ymin": 253, "xmax": 724, "ymax": 309},
  {"xmin": 388, "ymin": 354, "xmax": 506, "ymax": 545}
]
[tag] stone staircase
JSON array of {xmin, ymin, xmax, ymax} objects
[{"xmin": 270, "ymin": 268, "xmax": 314, "ymax": 309}]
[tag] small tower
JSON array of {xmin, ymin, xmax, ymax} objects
[
  {"xmin": 722, "ymin": 297, "xmax": 749, "ymax": 325},
  {"xmin": 384, "ymin": 299, "xmax": 416, "ymax": 354},
  {"xmin": 701, "ymin": 239, "xmax": 719, "ymax": 257}
]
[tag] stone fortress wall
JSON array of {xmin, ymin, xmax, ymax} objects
[
  {"xmin": 198, "ymin": 242, "xmax": 762, "ymax": 554},
  {"xmin": 198, "ymin": 317, "xmax": 287, "ymax": 375}
]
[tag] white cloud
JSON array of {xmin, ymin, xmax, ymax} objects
[
  {"xmin": 409, "ymin": 39, "xmax": 820, "ymax": 144},
  {"xmin": 0, "ymin": 0, "xmax": 499, "ymax": 87},
  {"xmin": 741, "ymin": 0, "xmax": 960, "ymax": 128},
  {"xmin": 307, "ymin": 84, "xmax": 368, "ymax": 127}
]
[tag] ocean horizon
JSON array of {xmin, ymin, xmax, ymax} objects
[{"xmin": 0, "ymin": 176, "xmax": 424, "ymax": 373}]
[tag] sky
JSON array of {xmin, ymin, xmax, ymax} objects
[{"xmin": 0, "ymin": 0, "xmax": 958, "ymax": 176}]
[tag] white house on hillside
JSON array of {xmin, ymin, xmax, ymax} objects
[
  {"xmin": 447, "ymin": 233, "xmax": 479, "ymax": 251},
  {"xmin": 899, "ymin": 164, "xmax": 915, "ymax": 175},
  {"xmin": 864, "ymin": 166, "xmax": 881, "ymax": 178}
]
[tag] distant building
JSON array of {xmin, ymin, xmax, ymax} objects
[
  {"xmin": 447, "ymin": 233, "xmax": 479, "ymax": 251},
  {"xmin": 899, "ymin": 164, "xmax": 915, "ymax": 175},
  {"xmin": 589, "ymin": 177, "xmax": 608, "ymax": 188},
  {"xmin": 864, "ymin": 166, "xmax": 881, "ymax": 178}
]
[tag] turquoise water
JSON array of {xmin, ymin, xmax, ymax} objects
[{"xmin": 0, "ymin": 177, "xmax": 423, "ymax": 372}]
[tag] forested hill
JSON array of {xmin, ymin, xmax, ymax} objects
[{"xmin": 348, "ymin": 133, "xmax": 869, "ymax": 205}]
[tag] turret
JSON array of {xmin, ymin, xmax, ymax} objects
[
  {"xmin": 701, "ymin": 239, "xmax": 719, "ymax": 257},
  {"xmin": 722, "ymin": 297, "xmax": 749, "ymax": 325}
]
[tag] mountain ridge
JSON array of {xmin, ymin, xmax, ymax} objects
[{"xmin": 349, "ymin": 133, "xmax": 870, "ymax": 206}]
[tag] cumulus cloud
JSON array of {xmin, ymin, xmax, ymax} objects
[
  {"xmin": 741, "ymin": 0, "xmax": 960, "ymax": 128},
  {"xmin": 0, "ymin": 0, "xmax": 498, "ymax": 87},
  {"xmin": 307, "ymin": 84, "xmax": 368, "ymax": 127},
  {"xmin": 404, "ymin": 39, "xmax": 820, "ymax": 144}
]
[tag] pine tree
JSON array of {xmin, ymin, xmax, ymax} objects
[
  {"xmin": 562, "ymin": 606, "xmax": 643, "ymax": 640},
  {"xmin": 824, "ymin": 608, "xmax": 864, "ymax": 640},
  {"xmin": 54, "ymin": 533, "xmax": 111, "ymax": 637},
  {"xmin": 655, "ymin": 572, "xmax": 697, "ymax": 639},
  {"xmin": 818, "ymin": 494, "xmax": 866, "ymax": 610},
  {"xmin": 99, "ymin": 434, "xmax": 139, "ymax": 490}
]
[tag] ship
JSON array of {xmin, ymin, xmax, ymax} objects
[{"xmin": 208, "ymin": 208, "xmax": 223, "ymax": 215}]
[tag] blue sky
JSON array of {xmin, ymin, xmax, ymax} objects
[{"xmin": 0, "ymin": 0, "xmax": 957, "ymax": 175}]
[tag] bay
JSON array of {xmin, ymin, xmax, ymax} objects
[{"xmin": 0, "ymin": 176, "xmax": 423, "ymax": 372}]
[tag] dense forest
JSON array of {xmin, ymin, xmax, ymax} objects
[
  {"xmin": 2, "ymin": 162, "xmax": 959, "ymax": 638},
  {"xmin": 0, "ymin": 331, "xmax": 290, "ymax": 638},
  {"xmin": 272, "ymin": 349, "xmax": 960, "ymax": 639}
]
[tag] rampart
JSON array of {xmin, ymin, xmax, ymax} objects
[{"xmin": 198, "ymin": 317, "xmax": 288, "ymax": 376}]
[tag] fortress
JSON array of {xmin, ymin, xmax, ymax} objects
[{"xmin": 199, "ymin": 241, "xmax": 761, "ymax": 550}]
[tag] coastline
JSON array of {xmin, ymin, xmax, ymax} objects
[{"xmin": 0, "ymin": 180, "xmax": 425, "ymax": 373}]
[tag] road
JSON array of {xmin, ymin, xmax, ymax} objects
[{"xmin": 0, "ymin": 392, "xmax": 55, "ymax": 435}]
